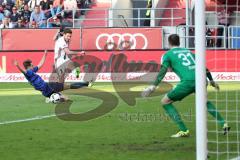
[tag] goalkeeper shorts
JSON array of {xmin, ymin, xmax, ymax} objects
[{"xmin": 167, "ymin": 80, "xmax": 195, "ymax": 101}]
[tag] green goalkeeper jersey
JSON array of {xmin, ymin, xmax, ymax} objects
[{"xmin": 161, "ymin": 47, "xmax": 195, "ymax": 81}]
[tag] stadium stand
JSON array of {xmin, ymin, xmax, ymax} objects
[
  {"xmin": 0, "ymin": 0, "xmax": 239, "ymax": 50},
  {"xmin": 81, "ymin": 1, "xmax": 110, "ymax": 27},
  {"xmin": 159, "ymin": 0, "xmax": 186, "ymax": 26}
]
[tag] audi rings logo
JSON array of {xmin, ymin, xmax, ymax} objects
[{"xmin": 96, "ymin": 33, "xmax": 148, "ymax": 50}]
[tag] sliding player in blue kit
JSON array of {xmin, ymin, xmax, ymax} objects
[{"xmin": 13, "ymin": 50, "xmax": 92, "ymax": 103}]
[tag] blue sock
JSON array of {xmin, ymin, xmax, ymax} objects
[{"xmin": 70, "ymin": 82, "xmax": 88, "ymax": 89}]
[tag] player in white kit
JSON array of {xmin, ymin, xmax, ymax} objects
[{"xmin": 54, "ymin": 28, "xmax": 82, "ymax": 81}]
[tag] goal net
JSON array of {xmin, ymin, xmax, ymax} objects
[{"xmin": 203, "ymin": 0, "xmax": 240, "ymax": 160}]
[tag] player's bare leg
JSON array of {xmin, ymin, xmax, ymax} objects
[
  {"xmin": 65, "ymin": 61, "xmax": 80, "ymax": 78},
  {"xmin": 58, "ymin": 70, "xmax": 66, "ymax": 83},
  {"xmin": 55, "ymin": 64, "xmax": 68, "ymax": 83},
  {"xmin": 161, "ymin": 94, "xmax": 173, "ymax": 104}
]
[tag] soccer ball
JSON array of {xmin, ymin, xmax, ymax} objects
[{"xmin": 50, "ymin": 93, "xmax": 61, "ymax": 104}]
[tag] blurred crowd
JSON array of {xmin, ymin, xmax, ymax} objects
[{"xmin": 0, "ymin": 0, "xmax": 92, "ymax": 28}]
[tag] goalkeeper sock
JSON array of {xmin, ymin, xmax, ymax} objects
[
  {"xmin": 207, "ymin": 101, "xmax": 225, "ymax": 127},
  {"xmin": 70, "ymin": 82, "xmax": 88, "ymax": 89},
  {"xmin": 75, "ymin": 67, "xmax": 80, "ymax": 78},
  {"xmin": 163, "ymin": 104, "xmax": 188, "ymax": 132}
]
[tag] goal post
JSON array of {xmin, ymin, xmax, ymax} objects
[
  {"xmin": 195, "ymin": 0, "xmax": 207, "ymax": 160},
  {"xmin": 194, "ymin": 0, "xmax": 240, "ymax": 159}
]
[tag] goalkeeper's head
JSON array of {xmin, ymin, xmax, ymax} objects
[{"xmin": 168, "ymin": 34, "xmax": 180, "ymax": 48}]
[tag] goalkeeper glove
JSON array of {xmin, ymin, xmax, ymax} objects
[
  {"xmin": 210, "ymin": 80, "xmax": 220, "ymax": 91},
  {"xmin": 141, "ymin": 85, "xmax": 156, "ymax": 97}
]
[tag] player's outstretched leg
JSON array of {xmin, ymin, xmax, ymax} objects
[
  {"xmin": 161, "ymin": 95, "xmax": 189, "ymax": 138},
  {"xmin": 207, "ymin": 101, "xmax": 230, "ymax": 135},
  {"xmin": 70, "ymin": 82, "xmax": 90, "ymax": 89}
]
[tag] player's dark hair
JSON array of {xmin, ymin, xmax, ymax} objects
[
  {"xmin": 168, "ymin": 34, "xmax": 180, "ymax": 46},
  {"xmin": 23, "ymin": 59, "xmax": 32, "ymax": 69},
  {"xmin": 63, "ymin": 28, "xmax": 72, "ymax": 34}
]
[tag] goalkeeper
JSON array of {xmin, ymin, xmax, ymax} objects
[{"xmin": 142, "ymin": 34, "xmax": 230, "ymax": 138}]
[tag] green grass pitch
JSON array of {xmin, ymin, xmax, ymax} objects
[{"xmin": 0, "ymin": 82, "xmax": 239, "ymax": 160}]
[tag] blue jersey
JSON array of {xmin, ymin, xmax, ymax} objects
[{"xmin": 24, "ymin": 66, "xmax": 53, "ymax": 97}]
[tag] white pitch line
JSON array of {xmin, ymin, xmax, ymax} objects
[{"xmin": 0, "ymin": 114, "xmax": 59, "ymax": 125}]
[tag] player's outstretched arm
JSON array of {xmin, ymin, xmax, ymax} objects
[
  {"xmin": 153, "ymin": 65, "xmax": 168, "ymax": 86},
  {"xmin": 64, "ymin": 48, "xmax": 85, "ymax": 56},
  {"xmin": 206, "ymin": 68, "xmax": 220, "ymax": 91},
  {"xmin": 37, "ymin": 50, "xmax": 48, "ymax": 70},
  {"xmin": 142, "ymin": 65, "xmax": 168, "ymax": 97},
  {"xmin": 13, "ymin": 60, "xmax": 26, "ymax": 74}
]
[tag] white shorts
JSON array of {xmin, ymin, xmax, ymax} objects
[
  {"xmin": 55, "ymin": 59, "xmax": 70, "ymax": 76},
  {"xmin": 55, "ymin": 58, "xmax": 70, "ymax": 68}
]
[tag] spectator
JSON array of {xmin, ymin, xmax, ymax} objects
[
  {"xmin": 29, "ymin": 19, "xmax": 38, "ymax": 27},
  {"xmin": 63, "ymin": 0, "xmax": 77, "ymax": 18},
  {"xmin": 0, "ymin": 5, "xmax": 5, "ymax": 21},
  {"xmin": 24, "ymin": 0, "xmax": 29, "ymax": 5},
  {"xmin": 144, "ymin": 0, "xmax": 152, "ymax": 26},
  {"xmin": 0, "ymin": 12, "xmax": 4, "ymax": 21},
  {"xmin": 49, "ymin": 15, "xmax": 60, "ymax": 27},
  {"xmin": 28, "ymin": 0, "xmax": 41, "ymax": 11},
  {"xmin": 206, "ymin": 27, "xmax": 215, "ymax": 48},
  {"xmin": 30, "ymin": 5, "xmax": 46, "ymax": 28},
  {"xmin": 77, "ymin": 0, "xmax": 90, "ymax": 15},
  {"xmin": 50, "ymin": 0, "xmax": 62, "ymax": 17},
  {"xmin": 10, "ymin": 6, "xmax": 21, "ymax": 27},
  {"xmin": 216, "ymin": 8, "xmax": 230, "ymax": 47},
  {"xmin": 16, "ymin": 0, "xmax": 25, "ymax": 11},
  {"xmin": 189, "ymin": 27, "xmax": 195, "ymax": 48},
  {"xmin": 2, "ymin": 3, "xmax": 12, "ymax": 16},
  {"xmin": 1, "ymin": 3, "xmax": 11, "ymax": 17},
  {"xmin": 0, "ymin": 4, "xmax": 3, "ymax": 13},
  {"xmin": 0, "ymin": 17, "xmax": 13, "ymax": 28},
  {"xmin": 15, "ymin": 17, "xmax": 25, "ymax": 28},
  {"xmin": 0, "ymin": 0, "xmax": 4, "ymax": 5},
  {"xmin": 40, "ymin": 0, "xmax": 52, "ymax": 18},
  {"xmin": 21, "ymin": 4, "xmax": 31, "ymax": 23},
  {"xmin": 2, "ymin": 0, "xmax": 15, "ymax": 18},
  {"xmin": 3, "ymin": 0, "xmax": 15, "ymax": 10}
]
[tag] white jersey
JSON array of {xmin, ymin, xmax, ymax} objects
[{"xmin": 54, "ymin": 36, "xmax": 70, "ymax": 68}]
